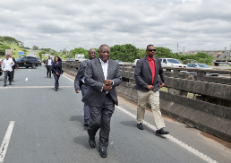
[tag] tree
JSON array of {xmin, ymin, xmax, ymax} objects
[
  {"xmin": 32, "ymin": 45, "xmax": 39, "ymax": 50},
  {"xmin": 110, "ymin": 44, "xmax": 139, "ymax": 62}
]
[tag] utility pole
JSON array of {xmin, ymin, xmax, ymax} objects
[{"xmin": 177, "ymin": 43, "xmax": 179, "ymax": 54}]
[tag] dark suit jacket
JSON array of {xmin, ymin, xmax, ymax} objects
[
  {"xmin": 74, "ymin": 60, "xmax": 88, "ymax": 90},
  {"xmin": 52, "ymin": 61, "xmax": 63, "ymax": 74},
  {"xmin": 82, "ymin": 58, "xmax": 122, "ymax": 108},
  {"xmin": 134, "ymin": 56, "xmax": 166, "ymax": 92},
  {"xmin": 12, "ymin": 57, "xmax": 16, "ymax": 69},
  {"xmin": 45, "ymin": 59, "xmax": 53, "ymax": 66}
]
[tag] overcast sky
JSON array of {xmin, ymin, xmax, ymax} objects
[{"xmin": 0, "ymin": 0, "xmax": 230, "ymax": 52}]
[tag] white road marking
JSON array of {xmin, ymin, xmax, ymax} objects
[
  {"xmin": 63, "ymin": 74, "xmax": 218, "ymax": 163},
  {"xmin": 25, "ymin": 78, "xmax": 28, "ymax": 81},
  {"xmin": 0, "ymin": 86, "xmax": 73, "ymax": 89},
  {"xmin": 116, "ymin": 106, "xmax": 218, "ymax": 163},
  {"xmin": 0, "ymin": 121, "xmax": 15, "ymax": 162}
]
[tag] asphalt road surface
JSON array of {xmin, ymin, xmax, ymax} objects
[{"xmin": 0, "ymin": 65, "xmax": 230, "ymax": 163}]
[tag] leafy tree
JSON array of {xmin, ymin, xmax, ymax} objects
[
  {"xmin": 110, "ymin": 44, "xmax": 139, "ymax": 62},
  {"xmin": 32, "ymin": 45, "xmax": 39, "ymax": 50}
]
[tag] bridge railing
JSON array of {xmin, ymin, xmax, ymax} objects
[{"xmin": 62, "ymin": 61, "xmax": 231, "ymax": 142}]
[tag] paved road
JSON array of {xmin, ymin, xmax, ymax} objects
[{"xmin": 0, "ymin": 66, "xmax": 230, "ymax": 163}]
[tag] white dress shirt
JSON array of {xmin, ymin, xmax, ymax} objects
[
  {"xmin": 2, "ymin": 58, "xmax": 14, "ymax": 71},
  {"xmin": 48, "ymin": 59, "xmax": 52, "ymax": 66},
  {"xmin": 99, "ymin": 58, "xmax": 108, "ymax": 80}
]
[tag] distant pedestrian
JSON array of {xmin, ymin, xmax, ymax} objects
[
  {"xmin": 9, "ymin": 53, "xmax": 17, "ymax": 82},
  {"xmin": 45, "ymin": 56, "xmax": 53, "ymax": 78},
  {"xmin": 134, "ymin": 44, "xmax": 169, "ymax": 135},
  {"xmin": 2, "ymin": 54, "xmax": 14, "ymax": 87},
  {"xmin": 74, "ymin": 49, "xmax": 96, "ymax": 127},
  {"xmin": 52, "ymin": 56, "xmax": 63, "ymax": 91}
]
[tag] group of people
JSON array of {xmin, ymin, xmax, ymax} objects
[
  {"xmin": 45, "ymin": 56, "xmax": 63, "ymax": 91},
  {"xmin": 74, "ymin": 44, "xmax": 169, "ymax": 158},
  {"xmin": 1, "ymin": 53, "xmax": 17, "ymax": 87}
]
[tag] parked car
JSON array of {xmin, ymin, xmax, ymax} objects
[
  {"xmin": 16, "ymin": 56, "xmax": 39, "ymax": 69},
  {"xmin": 69, "ymin": 58, "xmax": 75, "ymax": 61},
  {"xmin": 160, "ymin": 58, "xmax": 187, "ymax": 67},
  {"xmin": 187, "ymin": 63, "xmax": 219, "ymax": 76},
  {"xmin": 36, "ymin": 57, "xmax": 42, "ymax": 66}
]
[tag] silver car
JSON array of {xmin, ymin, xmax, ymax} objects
[{"xmin": 187, "ymin": 63, "xmax": 219, "ymax": 76}]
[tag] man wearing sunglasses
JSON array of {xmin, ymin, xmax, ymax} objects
[{"xmin": 134, "ymin": 44, "xmax": 169, "ymax": 135}]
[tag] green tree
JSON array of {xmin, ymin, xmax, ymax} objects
[{"xmin": 110, "ymin": 44, "xmax": 139, "ymax": 62}]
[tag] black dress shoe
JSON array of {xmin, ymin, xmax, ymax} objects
[
  {"xmin": 55, "ymin": 88, "xmax": 57, "ymax": 91},
  {"xmin": 84, "ymin": 121, "xmax": 89, "ymax": 127},
  {"xmin": 9, "ymin": 83, "xmax": 11, "ymax": 85},
  {"xmin": 3, "ymin": 85, "xmax": 6, "ymax": 87},
  {"xmin": 137, "ymin": 123, "xmax": 144, "ymax": 130},
  {"xmin": 89, "ymin": 138, "xmax": 96, "ymax": 148},
  {"xmin": 98, "ymin": 147, "xmax": 107, "ymax": 158},
  {"xmin": 156, "ymin": 128, "xmax": 169, "ymax": 135}
]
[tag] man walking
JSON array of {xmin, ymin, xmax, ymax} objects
[
  {"xmin": 2, "ymin": 54, "xmax": 14, "ymax": 87},
  {"xmin": 74, "ymin": 49, "xmax": 96, "ymax": 127},
  {"xmin": 45, "ymin": 56, "xmax": 53, "ymax": 78},
  {"xmin": 9, "ymin": 53, "xmax": 17, "ymax": 82},
  {"xmin": 82, "ymin": 44, "xmax": 122, "ymax": 158},
  {"xmin": 134, "ymin": 44, "xmax": 169, "ymax": 135}
]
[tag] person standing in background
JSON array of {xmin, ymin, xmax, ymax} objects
[
  {"xmin": 52, "ymin": 56, "xmax": 63, "ymax": 91},
  {"xmin": 74, "ymin": 49, "xmax": 96, "ymax": 127},
  {"xmin": 2, "ymin": 54, "xmax": 14, "ymax": 87},
  {"xmin": 45, "ymin": 56, "xmax": 53, "ymax": 78},
  {"xmin": 9, "ymin": 53, "xmax": 17, "ymax": 82}
]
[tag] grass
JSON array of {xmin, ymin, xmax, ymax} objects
[{"xmin": 2, "ymin": 42, "xmax": 28, "ymax": 58}]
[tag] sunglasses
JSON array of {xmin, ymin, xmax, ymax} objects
[{"xmin": 148, "ymin": 49, "xmax": 156, "ymax": 52}]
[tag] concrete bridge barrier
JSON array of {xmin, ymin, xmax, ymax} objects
[{"xmin": 63, "ymin": 61, "xmax": 231, "ymax": 142}]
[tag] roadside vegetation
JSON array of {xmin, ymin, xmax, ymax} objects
[{"xmin": 0, "ymin": 36, "xmax": 29, "ymax": 59}]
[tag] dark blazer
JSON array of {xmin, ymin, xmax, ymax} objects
[
  {"xmin": 52, "ymin": 61, "xmax": 63, "ymax": 74},
  {"xmin": 74, "ymin": 60, "xmax": 88, "ymax": 90},
  {"xmin": 45, "ymin": 59, "xmax": 53, "ymax": 66},
  {"xmin": 12, "ymin": 57, "xmax": 16, "ymax": 69},
  {"xmin": 82, "ymin": 58, "xmax": 122, "ymax": 108},
  {"xmin": 134, "ymin": 56, "xmax": 166, "ymax": 92}
]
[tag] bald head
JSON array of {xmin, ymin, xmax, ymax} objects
[{"xmin": 89, "ymin": 48, "xmax": 96, "ymax": 60}]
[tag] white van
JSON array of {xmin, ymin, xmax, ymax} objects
[
  {"xmin": 75, "ymin": 54, "xmax": 85, "ymax": 61},
  {"xmin": 160, "ymin": 58, "xmax": 186, "ymax": 67}
]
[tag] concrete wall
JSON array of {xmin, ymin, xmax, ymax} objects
[{"xmin": 63, "ymin": 61, "xmax": 231, "ymax": 142}]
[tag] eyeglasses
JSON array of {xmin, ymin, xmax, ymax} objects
[{"xmin": 148, "ymin": 49, "xmax": 156, "ymax": 52}]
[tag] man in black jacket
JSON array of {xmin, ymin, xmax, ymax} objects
[
  {"xmin": 74, "ymin": 49, "xmax": 96, "ymax": 127},
  {"xmin": 134, "ymin": 44, "xmax": 169, "ymax": 135},
  {"xmin": 9, "ymin": 53, "xmax": 17, "ymax": 82}
]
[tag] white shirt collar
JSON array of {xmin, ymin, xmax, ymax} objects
[{"xmin": 99, "ymin": 58, "xmax": 109, "ymax": 64}]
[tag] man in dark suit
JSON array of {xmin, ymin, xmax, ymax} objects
[
  {"xmin": 74, "ymin": 49, "xmax": 96, "ymax": 127},
  {"xmin": 82, "ymin": 44, "xmax": 122, "ymax": 158},
  {"xmin": 9, "ymin": 53, "xmax": 17, "ymax": 82},
  {"xmin": 45, "ymin": 56, "xmax": 53, "ymax": 78},
  {"xmin": 134, "ymin": 44, "xmax": 169, "ymax": 135}
]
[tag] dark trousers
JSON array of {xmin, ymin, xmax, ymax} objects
[
  {"xmin": 53, "ymin": 73, "xmax": 60, "ymax": 89},
  {"xmin": 81, "ymin": 84, "xmax": 90, "ymax": 122},
  {"xmin": 88, "ymin": 95, "xmax": 115, "ymax": 149},
  {"xmin": 47, "ymin": 66, "xmax": 52, "ymax": 77},
  {"xmin": 11, "ymin": 69, "xmax": 15, "ymax": 81},
  {"xmin": 4, "ymin": 71, "xmax": 12, "ymax": 85}
]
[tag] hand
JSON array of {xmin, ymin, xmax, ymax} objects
[
  {"xmin": 16, "ymin": 68, "xmax": 18, "ymax": 70},
  {"xmin": 147, "ymin": 85, "xmax": 154, "ymax": 90},
  {"xmin": 160, "ymin": 83, "xmax": 166, "ymax": 89},
  {"xmin": 76, "ymin": 89, "xmax": 80, "ymax": 93},
  {"xmin": 104, "ymin": 80, "xmax": 112, "ymax": 86},
  {"xmin": 103, "ymin": 84, "xmax": 112, "ymax": 92},
  {"xmin": 56, "ymin": 72, "xmax": 59, "ymax": 75}
]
